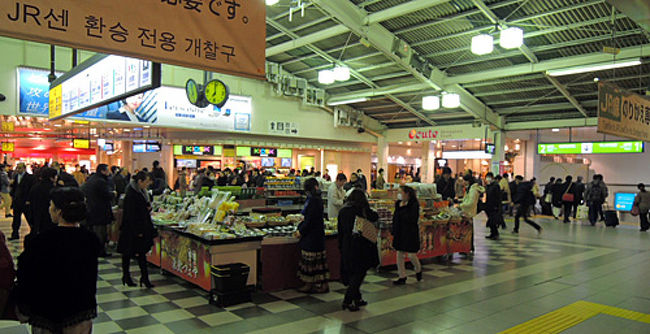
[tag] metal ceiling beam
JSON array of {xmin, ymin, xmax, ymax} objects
[
  {"xmin": 495, "ymin": 101, "xmax": 599, "ymax": 114},
  {"xmin": 504, "ymin": 118, "xmax": 598, "ymax": 131},
  {"xmin": 312, "ymin": 0, "xmax": 502, "ymax": 128},
  {"xmin": 267, "ymin": 17, "xmax": 331, "ymax": 42},
  {"xmin": 446, "ymin": 43, "xmax": 650, "ymax": 85},
  {"xmin": 267, "ymin": 0, "xmax": 449, "ymax": 58},
  {"xmin": 545, "ymin": 74, "xmax": 589, "ymax": 118}
]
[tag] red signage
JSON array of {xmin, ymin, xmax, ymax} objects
[
  {"xmin": 160, "ymin": 230, "xmax": 212, "ymax": 291},
  {"xmin": 408, "ymin": 129, "xmax": 439, "ymax": 140}
]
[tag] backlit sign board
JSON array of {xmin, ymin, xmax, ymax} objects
[{"xmin": 538, "ymin": 141, "xmax": 644, "ymax": 155}]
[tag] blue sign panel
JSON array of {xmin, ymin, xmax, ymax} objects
[
  {"xmin": 614, "ymin": 192, "xmax": 636, "ymax": 212},
  {"xmin": 17, "ymin": 68, "xmax": 53, "ymax": 116}
]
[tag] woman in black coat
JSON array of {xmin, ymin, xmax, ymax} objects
[
  {"xmin": 392, "ymin": 186, "xmax": 422, "ymax": 285},
  {"xmin": 26, "ymin": 167, "xmax": 58, "ymax": 235},
  {"xmin": 561, "ymin": 176, "xmax": 576, "ymax": 223},
  {"xmin": 337, "ymin": 189, "xmax": 380, "ymax": 312},
  {"xmin": 551, "ymin": 178, "xmax": 564, "ymax": 219},
  {"xmin": 15, "ymin": 187, "xmax": 101, "ymax": 333},
  {"xmin": 117, "ymin": 171, "xmax": 155, "ymax": 288},
  {"xmin": 295, "ymin": 178, "xmax": 329, "ymax": 293}
]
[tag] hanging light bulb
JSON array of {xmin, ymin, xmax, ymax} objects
[
  {"xmin": 333, "ymin": 66, "xmax": 350, "ymax": 81},
  {"xmin": 441, "ymin": 93, "xmax": 461, "ymax": 108},
  {"xmin": 265, "ymin": 0, "xmax": 279, "ymax": 5},
  {"xmin": 318, "ymin": 69, "xmax": 335, "ymax": 85},
  {"xmin": 422, "ymin": 96, "xmax": 440, "ymax": 111},
  {"xmin": 471, "ymin": 34, "xmax": 493, "ymax": 55},
  {"xmin": 500, "ymin": 27, "xmax": 523, "ymax": 49}
]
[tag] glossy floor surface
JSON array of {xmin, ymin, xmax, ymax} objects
[{"xmin": 1, "ymin": 215, "xmax": 649, "ymax": 334}]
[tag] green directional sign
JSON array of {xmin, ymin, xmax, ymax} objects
[{"xmin": 538, "ymin": 141, "xmax": 644, "ymax": 155}]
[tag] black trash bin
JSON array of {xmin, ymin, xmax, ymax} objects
[{"xmin": 209, "ymin": 263, "xmax": 252, "ymax": 307}]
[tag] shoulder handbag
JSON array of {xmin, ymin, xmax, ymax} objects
[
  {"xmin": 562, "ymin": 184, "xmax": 574, "ymax": 203},
  {"xmin": 630, "ymin": 205, "xmax": 640, "ymax": 217},
  {"xmin": 353, "ymin": 216, "xmax": 378, "ymax": 244}
]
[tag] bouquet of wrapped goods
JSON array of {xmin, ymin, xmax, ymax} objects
[{"xmin": 285, "ymin": 214, "xmax": 303, "ymax": 224}]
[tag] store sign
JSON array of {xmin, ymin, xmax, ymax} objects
[
  {"xmin": 251, "ymin": 147, "xmax": 277, "ymax": 157},
  {"xmin": 174, "ymin": 145, "xmax": 217, "ymax": 156},
  {"xmin": 79, "ymin": 86, "xmax": 252, "ymax": 132},
  {"xmin": 538, "ymin": 141, "xmax": 643, "ymax": 155},
  {"xmin": 1, "ymin": 122, "xmax": 14, "ymax": 132},
  {"xmin": 72, "ymin": 139, "xmax": 89, "ymax": 149},
  {"xmin": 1, "ymin": 142, "xmax": 14, "ymax": 152},
  {"xmin": 49, "ymin": 54, "xmax": 161, "ymax": 120},
  {"xmin": 17, "ymin": 67, "xmax": 63, "ymax": 116},
  {"xmin": 386, "ymin": 124, "xmax": 487, "ymax": 142},
  {"xmin": 0, "ymin": 0, "xmax": 266, "ymax": 80},
  {"xmin": 598, "ymin": 82, "xmax": 650, "ymax": 142}
]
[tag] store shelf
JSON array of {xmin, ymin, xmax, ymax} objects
[
  {"xmin": 265, "ymin": 188, "xmax": 303, "ymax": 191},
  {"xmin": 266, "ymin": 195, "xmax": 303, "ymax": 199}
]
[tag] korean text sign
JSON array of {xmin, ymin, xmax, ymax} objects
[
  {"xmin": 0, "ymin": 0, "xmax": 266, "ymax": 79},
  {"xmin": 598, "ymin": 82, "xmax": 650, "ymax": 142}
]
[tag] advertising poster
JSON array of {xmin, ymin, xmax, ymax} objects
[
  {"xmin": 17, "ymin": 67, "xmax": 62, "ymax": 116},
  {"xmin": 378, "ymin": 221, "xmax": 459, "ymax": 266},
  {"xmin": 146, "ymin": 236, "xmax": 162, "ymax": 267},
  {"xmin": 598, "ymin": 82, "xmax": 650, "ymax": 142},
  {"xmin": 446, "ymin": 219, "xmax": 473, "ymax": 254},
  {"xmin": 160, "ymin": 230, "xmax": 212, "ymax": 291}
]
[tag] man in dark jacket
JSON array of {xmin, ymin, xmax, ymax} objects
[
  {"xmin": 484, "ymin": 173, "xmax": 503, "ymax": 240},
  {"xmin": 512, "ymin": 176, "xmax": 542, "ymax": 234},
  {"xmin": 81, "ymin": 164, "xmax": 115, "ymax": 257},
  {"xmin": 436, "ymin": 167, "xmax": 455, "ymax": 203},
  {"xmin": 561, "ymin": 176, "xmax": 576, "ymax": 223},
  {"xmin": 9, "ymin": 163, "xmax": 36, "ymax": 240},
  {"xmin": 27, "ymin": 168, "xmax": 58, "ymax": 236},
  {"xmin": 51, "ymin": 162, "xmax": 78, "ymax": 188}
]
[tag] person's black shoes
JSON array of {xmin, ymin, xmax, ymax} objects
[
  {"xmin": 8, "ymin": 234, "xmax": 19, "ymax": 241},
  {"xmin": 393, "ymin": 277, "xmax": 407, "ymax": 285},
  {"xmin": 122, "ymin": 276, "xmax": 137, "ymax": 287},
  {"xmin": 342, "ymin": 301, "xmax": 360, "ymax": 312},
  {"xmin": 511, "ymin": 230, "xmax": 518, "ymax": 234},
  {"xmin": 140, "ymin": 278, "xmax": 154, "ymax": 288},
  {"xmin": 486, "ymin": 235, "xmax": 499, "ymax": 240},
  {"xmin": 357, "ymin": 299, "xmax": 368, "ymax": 307},
  {"xmin": 416, "ymin": 272, "xmax": 423, "ymax": 282}
]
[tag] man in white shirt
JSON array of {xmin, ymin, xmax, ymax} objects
[{"xmin": 328, "ymin": 173, "xmax": 347, "ymax": 220}]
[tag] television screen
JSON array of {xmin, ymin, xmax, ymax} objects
[
  {"xmin": 146, "ymin": 143, "xmax": 161, "ymax": 152},
  {"xmin": 484, "ymin": 143, "xmax": 495, "ymax": 155},
  {"xmin": 176, "ymin": 159, "xmax": 197, "ymax": 168},
  {"xmin": 614, "ymin": 192, "xmax": 636, "ymax": 212},
  {"xmin": 133, "ymin": 144, "xmax": 146, "ymax": 153},
  {"xmin": 104, "ymin": 143, "xmax": 114, "ymax": 152},
  {"xmin": 261, "ymin": 157, "xmax": 275, "ymax": 167},
  {"xmin": 200, "ymin": 160, "xmax": 221, "ymax": 169},
  {"xmin": 280, "ymin": 158, "xmax": 291, "ymax": 168}
]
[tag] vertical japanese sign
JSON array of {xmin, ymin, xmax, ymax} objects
[
  {"xmin": 0, "ymin": 0, "xmax": 266, "ymax": 79},
  {"xmin": 598, "ymin": 82, "xmax": 650, "ymax": 142}
]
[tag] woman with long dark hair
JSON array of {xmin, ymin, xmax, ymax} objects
[
  {"xmin": 295, "ymin": 178, "xmax": 329, "ymax": 293},
  {"xmin": 15, "ymin": 187, "xmax": 101, "ymax": 333},
  {"xmin": 392, "ymin": 186, "xmax": 422, "ymax": 285},
  {"xmin": 117, "ymin": 171, "xmax": 155, "ymax": 288},
  {"xmin": 338, "ymin": 189, "xmax": 380, "ymax": 312}
]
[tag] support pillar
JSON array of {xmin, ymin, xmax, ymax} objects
[
  {"xmin": 491, "ymin": 131, "xmax": 506, "ymax": 175},
  {"xmin": 377, "ymin": 136, "xmax": 388, "ymax": 175},
  {"xmin": 420, "ymin": 141, "xmax": 435, "ymax": 183}
]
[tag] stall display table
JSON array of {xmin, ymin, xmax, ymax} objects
[
  {"xmin": 149, "ymin": 225, "xmax": 263, "ymax": 291},
  {"xmin": 378, "ymin": 218, "xmax": 473, "ymax": 266},
  {"xmin": 260, "ymin": 235, "xmax": 340, "ymax": 292}
]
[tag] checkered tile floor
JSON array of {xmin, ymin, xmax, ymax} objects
[{"xmin": 0, "ymin": 217, "xmax": 591, "ymax": 334}]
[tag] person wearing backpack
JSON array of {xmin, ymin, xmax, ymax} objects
[{"xmin": 585, "ymin": 174, "xmax": 608, "ymax": 226}]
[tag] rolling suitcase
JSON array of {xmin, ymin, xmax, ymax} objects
[{"xmin": 604, "ymin": 210, "xmax": 619, "ymax": 227}]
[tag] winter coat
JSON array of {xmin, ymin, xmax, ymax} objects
[
  {"xmin": 0, "ymin": 171, "xmax": 10, "ymax": 194},
  {"xmin": 459, "ymin": 183, "xmax": 485, "ymax": 218},
  {"xmin": 375, "ymin": 173, "xmax": 385, "ymax": 190},
  {"xmin": 436, "ymin": 177, "xmax": 455, "ymax": 201},
  {"xmin": 337, "ymin": 205, "xmax": 380, "ymax": 285},
  {"xmin": 574, "ymin": 181, "xmax": 586, "ymax": 203},
  {"xmin": 81, "ymin": 173, "xmax": 114, "ymax": 226},
  {"xmin": 327, "ymin": 183, "xmax": 345, "ymax": 220},
  {"xmin": 485, "ymin": 181, "xmax": 503, "ymax": 215},
  {"xmin": 11, "ymin": 172, "xmax": 35, "ymax": 209},
  {"xmin": 117, "ymin": 183, "xmax": 156, "ymax": 256},
  {"xmin": 27, "ymin": 180, "xmax": 56, "ymax": 234},
  {"xmin": 15, "ymin": 227, "xmax": 100, "ymax": 332},
  {"xmin": 561, "ymin": 182, "xmax": 577, "ymax": 204},
  {"xmin": 634, "ymin": 191, "xmax": 650, "ymax": 213},
  {"xmin": 513, "ymin": 181, "xmax": 536, "ymax": 206},
  {"xmin": 57, "ymin": 171, "xmax": 79, "ymax": 188},
  {"xmin": 113, "ymin": 173, "xmax": 128, "ymax": 198},
  {"xmin": 585, "ymin": 180, "xmax": 608, "ymax": 204},
  {"xmin": 391, "ymin": 199, "xmax": 420, "ymax": 253},
  {"xmin": 551, "ymin": 182, "xmax": 565, "ymax": 207},
  {"xmin": 297, "ymin": 193, "xmax": 325, "ymax": 252}
]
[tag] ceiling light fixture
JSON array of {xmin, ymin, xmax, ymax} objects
[
  {"xmin": 471, "ymin": 34, "xmax": 493, "ymax": 55},
  {"xmin": 318, "ymin": 69, "xmax": 335, "ymax": 85},
  {"xmin": 327, "ymin": 97, "xmax": 368, "ymax": 106},
  {"xmin": 333, "ymin": 66, "xmax": 350, "ymax": 82},
  {"xmin": 422, "ymin": 95, "xmax": 440, "ymax": 110},
  {"xmin": 442, "ymin": 93, "xmax": 461, "ymax": 108},
  {"xmin": 265, "ymin": 0, "xmax": 279, "ymax": 5},
  {"xmin": 552, "ymin": 128, "xmax": 560, "ymax": 132},
  {"xmin": 546, "ymin": 59, "xmax": 641, "ymax": 76},
  {"xmin": 500, "ymin": 27, "xmax": 524, "ymax": 49}
]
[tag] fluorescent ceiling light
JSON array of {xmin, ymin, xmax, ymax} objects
[
  {"xmin": 318, "ymin": 69, "xmax": 335, "ymax": 85},
  {"xmin": 327, "ymin": 97, "xmax": 367, "ymax": 106},
  {"xmin": 442, "ymin": 150, "xmax": 494, "ymax": 160},
  {"xmin": 471, "ymin": 34, "xmax": 493, "ymax": 55},
  {"xmin": 547, "ymin": 59, "xmax": 641, "ymax": 76},
  {"xmin": 552, "ymin": 128, "xmax": 560, "ymax": 132},
  {"xmin": 500, "ymin": 27, "xmax": 523, "ymax": 49},
  {"xmin": 422, "ymin": 96, "xmax": 440, "ymax": 110},
  {"xmin": 333, "ymin": 66, "xmax": 350, "ymax": 81},
  {"xmin": 442, "ymin": 93, "xmax": 461, "ymax": 108},
  {"xmin": 266, "ymin": 0, "xmax": 279, "ymax": 5}
]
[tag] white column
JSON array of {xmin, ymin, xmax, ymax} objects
[
  {"xmin": 491, "ymin": 131, "xmax": 506, "ymax": 175},
  {"xmin": 377, "ymin": 136, "xmax": 389, "ymax": 174},
  {"xmin": 421, "ymin": 141, "xmax": 435, "ymax": 183}
]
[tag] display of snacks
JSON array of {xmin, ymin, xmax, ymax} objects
[{"xmin": 265, "ymin": 177, "xmax": 299, "ymax": 189}]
